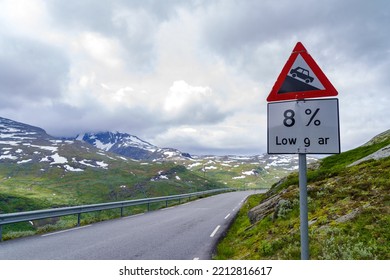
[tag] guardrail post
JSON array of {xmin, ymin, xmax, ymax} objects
[
  {"xmin": 166, "ymin": 200, "xmax": 168, "ymax": 207},
  {"xmin": 120, "ymin": 207, "xmax": 124, "ymax": 217},
  {"xmin": 77, "ymin": 213, "xmax": 81, "ymax": 227},
  {"xmin": 0, "ymin": 225, "xmax": 2, "ymax": 242},
  {"xmin": 147, "ymin": 203, "xmax": 150, "ymax": 211}
]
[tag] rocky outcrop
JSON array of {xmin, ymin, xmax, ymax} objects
[
  {"xmin": 248, "ymin": 189, "xmax": 292, "ymax": 224},
  {"xmin": 349, "ymin": 144, "xmax": 390, "ymax": 167}
]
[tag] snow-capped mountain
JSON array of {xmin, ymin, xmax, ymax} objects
[
  {"xmin": 0, "ymin": 117, "xmax": 123, "ymax": 172},
  {"xmin": 0, "ymin": 116, "xmax": 317, "ymax": 186},
  {"xmin": 77, "ymin": 132, "xmax": 157, "ymax": 159},
  {"xmin": 76, "ymin": 131, "xmax": 192, "ymax": 161}
]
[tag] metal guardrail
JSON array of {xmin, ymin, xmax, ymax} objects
[{"xmin": 0, "ymin": 188, "xmax": 235, "ymax": 241}]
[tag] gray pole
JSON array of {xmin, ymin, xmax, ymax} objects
[{"xmin": 299, "ymin": 153, "xmax": 310, "ymax": 260}]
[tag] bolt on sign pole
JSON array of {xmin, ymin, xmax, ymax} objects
[{"xmin": 267, "ymin": 42, "xmax": 340, "ymax": 260}]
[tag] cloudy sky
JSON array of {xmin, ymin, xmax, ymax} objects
[{"xmin": 0, "ymin": 0, "xmax": 389, "ymax": 155}]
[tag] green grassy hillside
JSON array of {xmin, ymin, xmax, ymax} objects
[
  {"xmin": 0, "ymin": 159, "xmax": 222, "ymax": 240},
  {"xmin": 215, "ymin": 130, "xmax": 390, "ymax": 260}
]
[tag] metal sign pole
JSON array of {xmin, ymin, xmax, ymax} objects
[{"xmin": 298, "ymin": 153, "xmax": 310, "ymax": 260}]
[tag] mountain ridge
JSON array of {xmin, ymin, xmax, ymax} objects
[
  {"xmin": 0, "ymin": 116, "xmax": 122, "ymax": 172},
  {"xmin": 0, "ymin": 116, "xmax": 318, "ymax": 189},
  {"xmin": 76, "ymin": 131, "xmax": 192, "ymax": 161},
  {"xmin": 0, "ymin": 115, "xmax": 320, "ymax": 240}
]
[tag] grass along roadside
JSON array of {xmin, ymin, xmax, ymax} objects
[{"xmin": 214, "ymin": 138, "xmax": 390, "ymax": 260}]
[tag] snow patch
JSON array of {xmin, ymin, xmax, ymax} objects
[
  {"xmin": 188, "ymin": 162, "xmax": 202, "ymax": 168},
  {"xmin": 29, "ymin": 144, "xmax": 58, "ymax": 152},
  {"xmin": 0, "ymin": 140, "xmax": 21, "ymax": 146},
  {"xmin": 64, "ymin": 165, "xmax": 84, "ymax": 172},
  {"xmin": 0, "ymin": 154, "xmax": 18, "ymax": 160},
  {"xmin": 242, "ymin": 170, "xmax": 256, "ymax": 176},
  {"xmin": 96, "ymin": 161, "xmax": 108, "ymax": 169},
  {"xmin": 40, "ymin": 157, "xmax": 51, "ymax": 162},
  {"xmin": 95, "ymin": 140, "xmax": 115, "ymax": 151},
  {"xmin": 17, "ymin": 159, "xmax": 32, "ymax": 164},
  {"xmin": 205, "ymin": 166, "xmax": 217, "ymax": 170},
  {"xmin": 163, "ymin": 151, "xmax": 177, "ymax": 158},
  {"xmin": 50, "ymin": 153, "xmax": 68, "ymax": 165}
]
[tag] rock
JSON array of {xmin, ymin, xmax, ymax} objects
[
  {"xmin": 248, "ymin": 192, "xmax": 288, "ymax": 224},
  {"xmin": 335, "ymin": 208, "xmax": 361, "ymax": 223},
  {"xmin": 348, "ymin": 144, "xmax": 390, "ymax": 167}
]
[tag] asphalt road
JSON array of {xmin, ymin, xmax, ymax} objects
[{"xmin": 0, "ymin": 190, "xmax": 264, "ymax": 260}]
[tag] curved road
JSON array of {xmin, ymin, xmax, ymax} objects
[{"xmin": 0, "ymin": 190, "xmax": 264, "ymax": 260}]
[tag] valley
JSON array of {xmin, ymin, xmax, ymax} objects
[{"xmin": 0, "ymin": 116, "xmax": 313, "ymax": 240}]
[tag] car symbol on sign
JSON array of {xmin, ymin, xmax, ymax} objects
[{"xmin": 290, "ymin": 67, "xmax": 314, "ymax": 83}]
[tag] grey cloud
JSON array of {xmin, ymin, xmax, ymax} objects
[
  {"xmin": 0, "ymin": 36, "xmax": 69, "ymax": 108},
  {"xmin": 46, "ymin": 0, "xmax": 194, "ymax": 29},
  {"xmin": 1, "ymin": 0, "xmax": 389, "ymax": 155},
  {"xmin": 200, "ymin": 0, "xmax": 390, "ymax": 79},
  {"xmin": 45, "ymin": 0, "xmax": 202, "ymax": 73},
  {"xmin": 45, "ymin": 0, "xmax": 115, "ymax": 33},
  {"xmin": 46, "ymin": 1, "xmax": 157, "ymax": 72},
  {"xmin": 21, "ymin": 100, "xmax": 162, "ymax": 139},
  {"xmin": 163, "ymin": 104, "xmax": 228, "ymax": 127}
]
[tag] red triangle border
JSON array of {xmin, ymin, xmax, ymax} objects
[{"xmin": 267, "ymin": 42, "xmax": 338, "ymax": 102}]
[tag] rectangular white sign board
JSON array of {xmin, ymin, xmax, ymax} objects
[{"xmin": 267, "ymin": 98, "xmax": 340, "ymax": 154}]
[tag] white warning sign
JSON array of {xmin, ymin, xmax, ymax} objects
[{"xmin": 267, "ymin": 98, "xmax": 340, "ymax": 154}]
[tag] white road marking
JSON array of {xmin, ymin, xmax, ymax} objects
[
  {"xmin": 224, "ymin": 213, "xmax": 231, "ymax": 219},
  {"xmin": 210, "ymin": 225, "xmax": 221, "ymax": 238},
  {"xmin": 193, "ymin": 257, "xmax": 200, "ymax": 260},
  {"xmin": 42, "ymin": 225, "xmax": 92, "ymax": 237}
]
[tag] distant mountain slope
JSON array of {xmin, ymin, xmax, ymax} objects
[
  {"xmin": 0, "ymin": 116, "xmax": 315, "ymax": 192},
  {"xmin": 76, "ymin": 131, "xmax": 319, "ymax": 188},
  {"xmin": 216, "ymin": 129, "xmax": 390, "ymax": 260},
  {"xmin": 182, "ymin": 154, "xmax": 318, "ymax": 189},
  {"xmin": 1, "ymin": 116, "xmax": 323, "ymax": 241},
  {"xmin": 0, "ymin": 116, "xmax": 224, "ymax": 214},
  {"xmin": 0, "ymin": 117, "xmax": 120, "ymax": 172},
  {"xmin": 77, "ymin": 132, "xmax": 157, "ymax": 160},
  {"xmin": 77, "ymin": 131, "xmax": 191, "ymax": 161}
]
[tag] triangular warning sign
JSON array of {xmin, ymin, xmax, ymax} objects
[{"xmin": 267, "ymin": 42, "xmax": 338, "ymax": 102}]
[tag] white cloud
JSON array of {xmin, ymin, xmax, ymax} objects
[
  {"xmin": 164, "ymin": 81, "xmax": 211, "ymax": 112},
  {"xmin": 0, "ymin": 0, "xmax": 49, "ymax": 36},
  {"xmin": 78, "ymin": 32, "xmax": 125, "ymax": 69},
  {"xmin": 0, "ymin": 0, "xmax": 389, "ymax": 155},
  {"xmin": 163, "ymin": 80, "xmax": 225, "ymax": 124}
]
